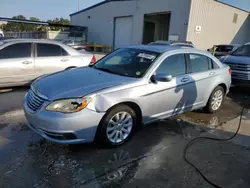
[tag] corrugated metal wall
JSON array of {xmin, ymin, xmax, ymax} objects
[
  {"xmin": 70, "ymin": 0, "xmax": 191, "ymax": 46},
  {"xmin": 70, "ymin": 1, "xmax": 137, "ymax": 45},
  {"xmin": 187, "ymin": 0, "xmax": 250, "ymax": 50}
]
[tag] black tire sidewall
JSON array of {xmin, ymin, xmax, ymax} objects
[
  {"xmin": 206, "ymin": 86, "xmax": 225, "ymax": 113},
  {"xmin": 97, "ymin": 105, "xmax": 137, "ymax": 146}
]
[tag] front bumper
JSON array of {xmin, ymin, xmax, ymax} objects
[
  {"xmin": 24, "ymin": 97, "xmax": 105, "ymax": 144},
  {"xmin": 232, "ymin": 78, "xmax": 250, "ymax": 87}
]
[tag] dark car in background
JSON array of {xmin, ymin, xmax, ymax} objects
[
  {"xmin": 149, "ymin": 41, "xmax": 195, "ymax": 48},
  {"xmin": 220, "ymin": 43, "xmax": 250, "ymax": 87},
  {"xmin": 207, "ymin": 44, "xmax": 240, "ymax": 58}
]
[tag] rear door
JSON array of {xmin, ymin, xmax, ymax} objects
[
  {"xmin": 34, "ymin": 43, "xmax": 71, "ymax": 77},
  {"xmin": 186, "ymin": 53, "xmax": 219, "ymax": 107},
  {"xmin": 0, "ymin": 42, "xmax": 34, "ymax": 86}
]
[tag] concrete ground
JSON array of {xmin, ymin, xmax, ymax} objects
[{"xmin": 0, "ymin": 86, "xmax": 250, "ymax": 188}]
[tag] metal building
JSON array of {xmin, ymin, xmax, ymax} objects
[{"xmin": 70, "ymin": 0, "xmax": 250, "ymax": 50}]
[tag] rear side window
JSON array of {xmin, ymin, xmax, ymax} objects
[
  {"xmin": 188, "ymin": 54, "xmax": 211, "ymax": 73},
  {"xmin": 37, "ymin": 43, "xmax": 68, "ymax": 57},
  {"xmin": 211, "ymin": 59, "xmax": 220, "ymax": 69},
  {"xmin": 0, "ymin": 43, "xmax": 31, "ymax": 59},
  {"xmin": 156, "ymin": 54, "xmax": 186, "ymax": 77}
]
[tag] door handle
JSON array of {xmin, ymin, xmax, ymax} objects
[
  {"xmin": 22, "ymin": 61, "xmax": 32, "ymax": 65},
  {"xmin": 209, "ymin": 72, "xmax": 215, "ymax": 76},
  {"xmin": 181, "ymin": 78, "xmax": 190, "ymax": 83},
  {"xmin": 61, "ymin": 59, "xmax": 69, "ymax": 62}
]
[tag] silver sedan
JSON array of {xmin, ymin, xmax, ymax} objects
[
  {"xmin": 24, "ymin": 45, "xmax": 231, "ymax": 146},
  {"xmin": 0, "ymin": 39, "xmax": 95, "ymax": 88}
]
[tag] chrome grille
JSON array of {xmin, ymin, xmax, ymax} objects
[
  {"xmin": 225, "ymin": 62, "xmax": 250, "ymax": 71},
  {"xmin": 26, "ymin": 89, "xmax": 46, "ymax": 112},
  {"xmin": 231, "ymin": 72, "xmax": 249, "ymax": 80}
]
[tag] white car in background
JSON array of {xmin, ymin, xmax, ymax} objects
[
  {"xmin": 0, "ymin": 31, "xmax": 4, "ymax": 38},
  {"xmin": 0, "ymin": 39, "xmax": 96, "ymax": 88}
]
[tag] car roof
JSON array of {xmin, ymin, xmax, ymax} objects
[
  {"xmin": 150, "ymin": 41, "xmax": 171, "ymax": 45},
  {"xmin": 215, "ymin": 44, "xmax": 240, "ymax": 47},
  {"xmin": 0, "ymin": 38, "xmax": 83, "ymax": 55},
  {"xmin": 127, "ymin": 45, "xmax": 200, "ymax": 53},
  {"xmin": 1, "ymin": 38, "xmax": 64, "ymax": 45}
]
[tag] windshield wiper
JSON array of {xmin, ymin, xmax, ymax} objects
[
  {"xmin": 93, "ymin": 67, "xmax": 116, "ymax": 74},
  {"xmin": 92, "ymin": 66, "xmax": 133, "ymax": 77}
]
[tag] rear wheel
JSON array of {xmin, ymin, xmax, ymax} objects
[
  {"xmin": 204, "ymin": 86, "xmax": 225, "ymax": 113},
  {"xmin": 96, "ymin": 105, "xmax": 136, "ymax": 146}
]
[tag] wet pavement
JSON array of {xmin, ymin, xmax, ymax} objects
[
  {"xmin": 0, "ymin": 87, "xmax": 28, "ymax": 114},
  {"xmin": 0, "ymin": 86, "xmax": 250, "ymax": 188}
]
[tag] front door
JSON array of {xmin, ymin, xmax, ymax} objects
[
  {"xmin": 142, "ymin": 53, "xmax": 196, "ymax": 123},
  {"xmin": 0, "ymin": 42, "xmax": 35, "ymax": 86}
]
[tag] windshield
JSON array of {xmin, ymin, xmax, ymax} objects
[
  {"xmin": 231, "ymin": 45, "xmax": 250, "ymax": 57},
  {"xmin": 93, "ymin": 48, "xmax": 160, "ymax": 78}
]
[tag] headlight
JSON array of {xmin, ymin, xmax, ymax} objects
[{"xmin": 45, "ymin": 98, "xmax": 91, "ymax": 113}]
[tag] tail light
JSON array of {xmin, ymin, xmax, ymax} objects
[
  {"xmin": 229, "ymin": 68, "xmax": 232, "ymax": 75},
  {"xmin": 90, "ymin": 55, "xmax": 96, "ymax": 65}
]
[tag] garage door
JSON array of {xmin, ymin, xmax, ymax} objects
[{"xmin": 114, "ymin": 16, "xmax": 133, "ymax": 49}]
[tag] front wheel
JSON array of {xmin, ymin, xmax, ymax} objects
[
  {"xmin": 96, "ymin": 105, "xmax": 136, "ymax": 146},
  {"xmin": 204, "ymin": 86, "xmax": 225, "ymax": 113}
]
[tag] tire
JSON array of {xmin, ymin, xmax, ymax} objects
[
  {"xmin": 96, "ymin": 105, "xmax": 137, "ymax": 147},
  {"xmin": 204, "ymin": 86, "xmax": 225, "ymax": 113}
]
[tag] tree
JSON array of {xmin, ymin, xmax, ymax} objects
[
  {"xmin": 27, "ymin": 17, "xmax": 41, "ymax": 31},
  {"xmin": 3, "ymin": 15, "xmax": 27, "ymax": 32},
  {"xmin": 2, "ymin": 15, "xmax": 70, "ymax": 32},
  {"xmin": 47, "ymin": 18, "xmax": 70, "ymax": 31},
  {"xmin": 2, "ymin": 15, "xmax": 42, "ymax": 32}
]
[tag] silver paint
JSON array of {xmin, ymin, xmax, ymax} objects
[
  {"xmin": 0, "ymin": 39, "xmax": 93, "ymax": 88},
  {"xmin": 24, "ymin": 45, "xmax": 232, "ymax": 144}
]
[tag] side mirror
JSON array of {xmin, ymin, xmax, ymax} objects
[{"xmin": 152, "ymin": 73, "xmax": 172, "ymax": 82}]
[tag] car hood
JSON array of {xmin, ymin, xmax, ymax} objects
[
  {"xmin": 222, "ymin": 55, "xmax": 250, "ymax": 64},
  {"xmin": 32, "ymin": 67, "xmax": 136, "ymax": 100}
]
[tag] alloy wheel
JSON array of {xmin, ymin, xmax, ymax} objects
[
  {"xmin": 211, "ymin": 90, "xmax": 223, "ymax": 111},
  {"xmin": 106, "ymin": 112, "xmax": 133, "ymax": 144}
]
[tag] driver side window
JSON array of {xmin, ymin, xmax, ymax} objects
[{"xmin": 156, "ymin": 54, "xmax": 186, "ymax": 77}]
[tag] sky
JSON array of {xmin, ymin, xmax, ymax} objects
[
  {"xmin": 0, "ymin": 0, "xmax": 104, "ymax": 21},
  {"xmin": 0, "ymin": 0, "xmax": 249, "ymax": 21},
  {"xmin": 219, "ymin": 0, "xmax": 250, "ymax": 12}
]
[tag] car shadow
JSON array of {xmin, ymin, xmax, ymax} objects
[{"xmin": 0, "ymin": 86, "xmax": 29, "ymax": 94}]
